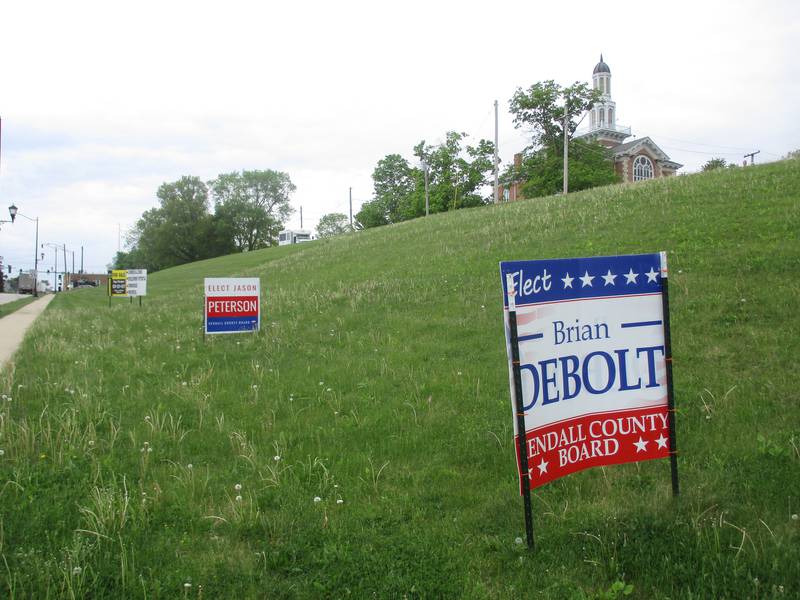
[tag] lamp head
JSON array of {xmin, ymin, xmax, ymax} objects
[{"xmin": 8, "ymin": 205, "xmax": 17, "ymax": 223}]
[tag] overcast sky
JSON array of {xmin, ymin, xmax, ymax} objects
[{"xmin": 1, "ymin": 0, "xmax": 797, "ymax": 280}]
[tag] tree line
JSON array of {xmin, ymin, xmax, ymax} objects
[
  {"xmin": 337, "ymin": 79, "xmax": 620, "ymax": 232},
  {"xmin": 114, "ymin": 170, "xmax": 294, "ymax": 272}
]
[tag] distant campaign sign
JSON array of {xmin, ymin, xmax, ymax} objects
[
  {"xmin": 127, "ymin": 269, "xmax": 147, "ymax": 297},
  {"xmin": 204, "ymin": 277, "xmax": 260, "ymax": 334},
  {"xmin": 110, "ymin": 269, "xmax": 128, "ymax": 297},
  {"xmin": 501, "ymin": 253, "xmax": 672, "ymax": 490}
]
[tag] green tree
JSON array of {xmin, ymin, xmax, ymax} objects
[
  {"xmin": 512, "ymin": 139, "xmax": 619, "ymax": 198},
  {"xmin": 355, "ymin": 199, "xmax": 389, "ymax": 229},
  {"xmin": 119, "ymin": 176, "xmax": 230, "ymax": 271},
  {"xmin": 370, "ymin": 154, "xmax": 420, "ymax": 223},
  {"xmin": 509, "ymin": 80, "xmax": 600, "ymax": 149},
  {"xmin": 507, "ymin": 79, "xmax": 618, "ymax": 198},
  {"xmin": 209, "ymin": 170, "xmax": 295, "ymax": 249},
  {"xmin": 316, "ymin": 212, "xmax": 351, "ymax": 238},
  {"xmin": 412, "ymin": 132, "xmax": 495, "ymax": 215},
  {"xmin": 702, "ymin": 158, "xmax": 728, "ymax": 171}
]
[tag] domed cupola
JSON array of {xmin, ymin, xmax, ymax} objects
[{"xmin": 593, "ymin": 54, "xmax": 611, "ymax": 75}]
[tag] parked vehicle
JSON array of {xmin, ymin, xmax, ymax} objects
[{"xmin": 278, "ymin": 229, "xmax": 314, "ymax": 246}]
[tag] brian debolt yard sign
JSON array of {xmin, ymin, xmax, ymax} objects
[
  {"xmin": 204, "ymin": 278, "xmax": 260, "ymax": 335},
  {"xmin": 500, "ymin": 253, "xmax": 679, "ymax": 548}
]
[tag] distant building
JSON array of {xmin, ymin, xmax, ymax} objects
[
  {"xmin": 576, "ymin": 54, "xmax": 682, "ymax": 182},
  {"xmin": 501, "ymin": 55, "xmax": 682, "ymax": 199}
]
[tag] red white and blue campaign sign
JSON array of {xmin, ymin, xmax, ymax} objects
[
  {"xmin": 204, "ymin": 278, "xmax": 261, "ymax": 335},
  {"xmin": 501, "ymin": 253, "xmax": 672, "ymax": 490}
]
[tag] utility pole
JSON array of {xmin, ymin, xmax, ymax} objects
[
  {"xmin": 62, "ymin": 244, "xmax": 67, "ymax": 291},
  {"xmin": 494, "ymin": 100, "xmax": 499, "ymax": 204},
  {"xmin": 563, "ymin": 107, "xmax": 569, "ymax": 195},
  {"xmin": 80, "ymin": 246, "xmax": 84, "ymax": 274},
  {"xmin": 349, "ymin": 187, "xmax": 353, "ymax": 228},
  {"xmin": 744, "ymin": 150, "xmax": 760, "ymax": 166},
  {"xmin": 422, "ymin": 161, "xmax": 430, "ymax": 216},
  {"xmin": 300, "ymin": 206, "xmax": 303, "ymax": 229}
]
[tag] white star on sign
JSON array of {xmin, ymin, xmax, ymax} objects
[
  {"xmin": 537, "ymin": 458, "xmax": 549, "ymax": 474},
  {"xmin": 645, "ymin": 267, "xmax": 659, "ymax": 283},
  {"xmin": 655, "ymin": 434, "xmax": 669, "ymax": 449},
  {"xmin": 579, "ymin": 271, "xmax": 594, "ymax": 287},
  {"xmin": 634, "ymin": 437, "xmax": 649, "ymax": 453},
  {"xmin": 624, "ymin": 268, "xmax": 639, "ymax": 284},
  {"xmin": 602, "ymin": 269, "xmax": 617, "ymax": 286},
  {"xmin": 561, "ymin": 272, "xmax": 574, "ymax": 289}
]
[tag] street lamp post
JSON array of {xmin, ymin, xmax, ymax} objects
[{"xmin": 8, "ymin": 205, "xmax": 40, "ymax": 297}]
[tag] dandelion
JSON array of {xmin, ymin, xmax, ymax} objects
[
  {"xmin": 515, "ymin": 537, "xmax": 523, "ymax": 545},
  {"xmin": 74, "ymin": 361, "xmax": 80, "ymax": 365},
  {"xmin": 187, "ymin": 464, "xmax": 193, "ymax": 470},
  {"xmin": 741, "ymin": 298, "xmax": 746, "ymax": 303},
  {"xmin": 0, "ymin": 450, "xmax": 5, "ymax": 456},
  {"xmin": 705, "ymin": 415, "xmax": 711, "ymax": 420},
  {"xmin": 144, "ymin": 415, "xmax": 151, "ymax": 422},
  {"xmin": 273, "ymin": 455, "xmax": 281, "ymax": 462},
  {"xmin": 182, "ymin": 381, "xmax": 188, "ymax": 387},
  {"xmin": 72, "ymin": 566, "xmax": 82, "ymax": 576},
  {"xmin": 326, "ymin": 387, "xmax": 332, "ymax": 392},
  {"xmin": 234, "ymin": 483, "xmax": 242, "ymax": 491},
  {"xmin": 235, "ymin": 495, "xmax": 242, "ymax": 502},
  {"xmin": 313, "ymin": 496, "xmax": 322, "ymax": 503},
  {"xmin": 252, "ymin": 385, "xmax": 258, "ymax": 390},
  {"xmin": 318, "ymin": 381, "xmax": 324, "ymax": 386},
  {"xmin": 792, "ymin": 514, "xmax": 798, "ymax": 521},
  {"xmin": 147, "ymin": 447, "xmax": 153, "ymax": 453},
  {"xmin": 457, "ymin": 371, "xmax": 462, "ymax": 376},
  {"xmin": 336, "ymin": 499, "xmax": 344, "ymax": 504},
  {"xmin": 88, "ymin": 440, "xmax": 95, "ymax": 447},
  {"xmin": 1, "ymin": 395, "xmax": 6, "ymax": 400},
  {"xmin": 184, "ymin": 582, "xmax": 192, "ymax": 590},
  {"xmin": 5, "ymin": 397, "xmax": 11, "ymax": 402}
]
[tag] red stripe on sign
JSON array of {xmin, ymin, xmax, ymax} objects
[
  {"xmin": 515, "ymin": 406, "xmax": 671, "ymax": 491},
  {"xmin": 205, "ymin": 296, "xmax": 259, "ymax": 317}
]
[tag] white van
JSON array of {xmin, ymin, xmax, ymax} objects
[{"xmin": 278, "ymin": 230, "xmax": 314, "ymax": 246}]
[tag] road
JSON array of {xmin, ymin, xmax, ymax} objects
[{"xmin": 0, "ymin": 293, "xmax": 30, "ymax": 305}]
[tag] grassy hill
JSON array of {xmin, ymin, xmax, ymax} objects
[{"xmin": 1, "ymin": 160, "xmax": 799, "ymax": 598}]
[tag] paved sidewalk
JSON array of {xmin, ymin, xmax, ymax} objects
[{"xmin": 0, "ymin": 294, "xmax": 55, "ymax": 368}]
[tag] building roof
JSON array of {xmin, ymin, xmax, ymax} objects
[
  {"xmin": 611, "ymin": 137, "xmax": 683, "ymax": 169},
  {"xmin": 593, "ymin": 54, "xmax": 610, "ymax": 74}
]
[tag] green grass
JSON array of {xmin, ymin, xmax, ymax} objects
[
  {"xmin": 0, "ymin": 296, "xmax": 37, "ymax": 320},
  {"xmin": 1, "ymin": 161, "xmax": 799, "ymax": 598}
]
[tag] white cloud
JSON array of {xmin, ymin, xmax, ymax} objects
[{"xmin": 1, "ymin": 0, "xmax": 798, "ymax": 270}]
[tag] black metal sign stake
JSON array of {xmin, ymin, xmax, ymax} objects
[
  {"xmin": 506, "ymin": 276, "xmax": 535, "ymax": 549},
  {"xmin": 660, "ymin": 254, "xmax": 680, "ymax": 497}
]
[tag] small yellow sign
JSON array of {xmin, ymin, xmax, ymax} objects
[{"xmin": 110, "ymin": 270, "xmax": 128, "ymax": 297}]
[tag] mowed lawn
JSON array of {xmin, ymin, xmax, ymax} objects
[{"xmin": 1, "ymin": 160, "xmax": 798, "ymax": 598}]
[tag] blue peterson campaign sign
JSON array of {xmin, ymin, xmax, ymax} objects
[
  {"xmin": 500, "ymin": 253, "xmax": 672, "ymax": 489},
  {"xmin": 204, "ymin": 277, "xmax": 261, "ymax": 334}
]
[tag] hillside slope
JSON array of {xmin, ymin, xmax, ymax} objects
[{"xmin": 2, "ymin": 160, "xmax": 799, "ymax": 598}]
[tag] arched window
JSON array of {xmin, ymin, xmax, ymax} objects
[
  {"xmin": 633, "ymin": 155, "xmax": 654, "ymax": 181},
  {"xmin": 608, "ymin": 108, "xmax": 614, "ymax": 125},
  {"xmin": 599, "ymin": 108, "xmax": 605, "ymax": 126}
]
